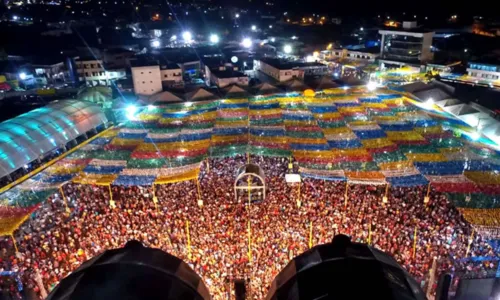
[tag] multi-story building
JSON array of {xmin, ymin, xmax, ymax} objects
[
  {"xmin": 254, "ymin": 58, "xmax": 328, "ymax": 82},
  {"xmin": 160, "ymin": 63, "xmax": 183, "ymax": 87},
  {"xmin": 208, "ymin": 67, "xmax": 249, "ymax": 88},
  {"xmin": 131, "ymin": 60, "xmax": 184, "ymax": 95},
  {"xmin": 131, "ymin": 63, "xmax": 163, "ymax": 96},
  {"xmin": 324, "ymin": 48, "xmax": 378, "ymax": 62},
  {"xmin": 379, "ymin": 22, "xmax": 434, "ymax": 66},
  {"xmin": 467, "ymin": 60, "xmax": 500, "ymax": 81},
  {"xmin": 75, "ymin": 58, "xmax": 126, "ymax": 86}
]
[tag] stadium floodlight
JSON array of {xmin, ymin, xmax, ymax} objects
[
  {"xmin": 251, "ymin": 25, "xmax": 257, "ymax": 31},
  {"xmin": 283, "ymin": 44, "xmax": 292, "ymax": 54},
  {"xmin": 367, "ymin": 81, "xmax": 377, "ymax": 91},
  {"xmin": 182, "ymin": 31, "xmax": 193, "ymax": 43},
  {"xmin": 126, "ymin": 105, "xmax": 138, "ymax": 120},
  {"xmin": 19, "ymin": 72, "xmax": 27, "ymax": 80},
  {"xmin": 152, "ymin": 40, "xmax": 160, "ymax": 48},
  {"xmin": 242, "ymin": 38, "xmax": 252, "ymax": 48},
  {"xmin": 209, "ymin": 34, "xmax": 219, "ymax": 44},
  {"xmin": 470, "ymin": 131, "xmax": 481, "ymax": 141}
]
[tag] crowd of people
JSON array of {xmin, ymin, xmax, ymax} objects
[{"xmin": 0, "ymin": 155, "xmax": 498, "ymax": 299}]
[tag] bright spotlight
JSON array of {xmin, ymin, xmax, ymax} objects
[
  {"xmin": 152, "ymin": 40, "xmax": 160, "ymax": 48},
  {"xmin": 291, "ymin": 36, "xmax": 297, "ymax": 40},
  {"xmin": 283, "ymin": 44, "xmax": 292, "ymax": 54},
  {"xmin": 251, "ymin": 25, "xmax": 257, "ymax": 31},
  {"xmin": 343, "ymin": 86, "xmax": 349, "ymax": 90},
  {"xmin": 367, "ymin": 81, "xmax": 377, "ymax": 91},
  {"xmin": 470, "ymin": 131, "xmax": 481, "ymax": 141},
  {"xmin": 270, "ymin": 37, "xmax": 276, "ymax": 42},
  {"xmin": 333, "ymin": 72, "xmax": 339, "ymax": 77},
  {"xmin": 231, "ymin": 56, "xmax": 239, "ymax": 63},
  {"xmin": 19, "ymin": 72, "xmax": 27, "ymax": 80},
  {"xmin": 209, "ymin": 34, "xmax": 219, "ymax": 44},
  {"xmin": 235, "ymin": 13, "xmax": 240, "ymax": 18},
  {"xmin": 126, "ymin": 105, "xmax": 138, "ymax": 120},
  {"xmin": 426, "ymin": 97, "xmax": 434, "ymax": 104},
  {"xmin": 182, "ymin": 31, "xmax": 193, "ymax": 42},
  {"xmin": 147, "ymin": 105, "xmax": 156, "ymax": 110},
  {"xmin": 269, "ymin": 25, "xmax": 273, "ymax": 29},
  {"xmin": 242, "ymin": 38, "xmax": 252, "ymax": 48}
]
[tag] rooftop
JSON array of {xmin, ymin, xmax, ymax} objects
[
  {"xmin": 379, "ymin": 27, "xmax": 434, "ymax": 34},
  {"xmin": 160, "ymin": 63, "xmax": 181, "ymax": 70},
  {"xmin": 211, "ymin": 69, "xmax": 247, "ymax": 79},
  {"xmin": 259, "ymin": 58, "xmax": 326, "ymax": 70}
]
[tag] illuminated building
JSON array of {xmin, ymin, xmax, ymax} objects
[{"xmin": 379, "ymin": 22, "xmax": 434, "ymax": 67}]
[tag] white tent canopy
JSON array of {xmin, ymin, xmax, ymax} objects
[{"xmin": 0, "ymin": 100, "xmax": 107, "ymax": 178}]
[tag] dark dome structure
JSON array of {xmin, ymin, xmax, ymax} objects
[
  {"xmin": 46, "ymin": 240, "xmax": 210, "ymax": 300},
  {"xmin": 266, "ymin": 234, "xmax": 427, "ymax": 300}
]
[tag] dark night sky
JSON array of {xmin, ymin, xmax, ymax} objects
[{"xmin": 277, "ymin": 0, "xmax": 494, "ymax": 17}]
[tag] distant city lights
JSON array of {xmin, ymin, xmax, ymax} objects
[
  {"xmin": 283, "ymin": 44, "xmax": 292, "ymax": 54},
  {"xmin": 210, "ymin": 34, "xmax": 219, "ymax": 44},
  {"xmin": 183, "ymin": 31, "xmax": 193, "ymax": 43},
  {"xmin": 242, "ymin": 38, "xmax": 252, "ymax": 48}
]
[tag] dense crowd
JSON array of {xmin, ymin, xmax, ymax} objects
[{"xmin": 0, "ymin": 155, "xmax": 498, "ymax": 299}]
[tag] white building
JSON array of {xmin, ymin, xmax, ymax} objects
[
  {"xmin": 379, "ymin": 21, "xmax": 434, "ymax": 66},
  {"xmin": 254, "ymin": 58, "xmax": 328, "ymax": 82},
  {"xmin": 160, "ymin": 63, "xmax": 183, "ymax": 87},
  {"xmin": 325, "ymin": 48, "xmax": 378, "ymax": 62},
  {"xmin": 75, "ymin": 59, "xmax": 126, "ymax": 86},
  {"xmin": 131, "ymin": 64, "xmax": 163, "ymax": 96},
  {"xmin": 467, "ymin": 61, "xmax": 500, "ymax": 81},
  {"xmin": 208, "ymin": 67, "xmax": 249, "ymax": 88}
]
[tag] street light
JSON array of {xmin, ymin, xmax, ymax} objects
[
  {"xmin": 210, "ymin": 34, "xmax": 219, "ymax": 44},
  {"xmin": 183, "ymin": 31, "xmax": 193, "ymax": 43},
  {"xmin": 242, "ymin": 38, "xmax": 252, "ymax": 48},
  {"xmin": 283, "ymin": 44, "xmax": 292, "ymax": 54}
]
